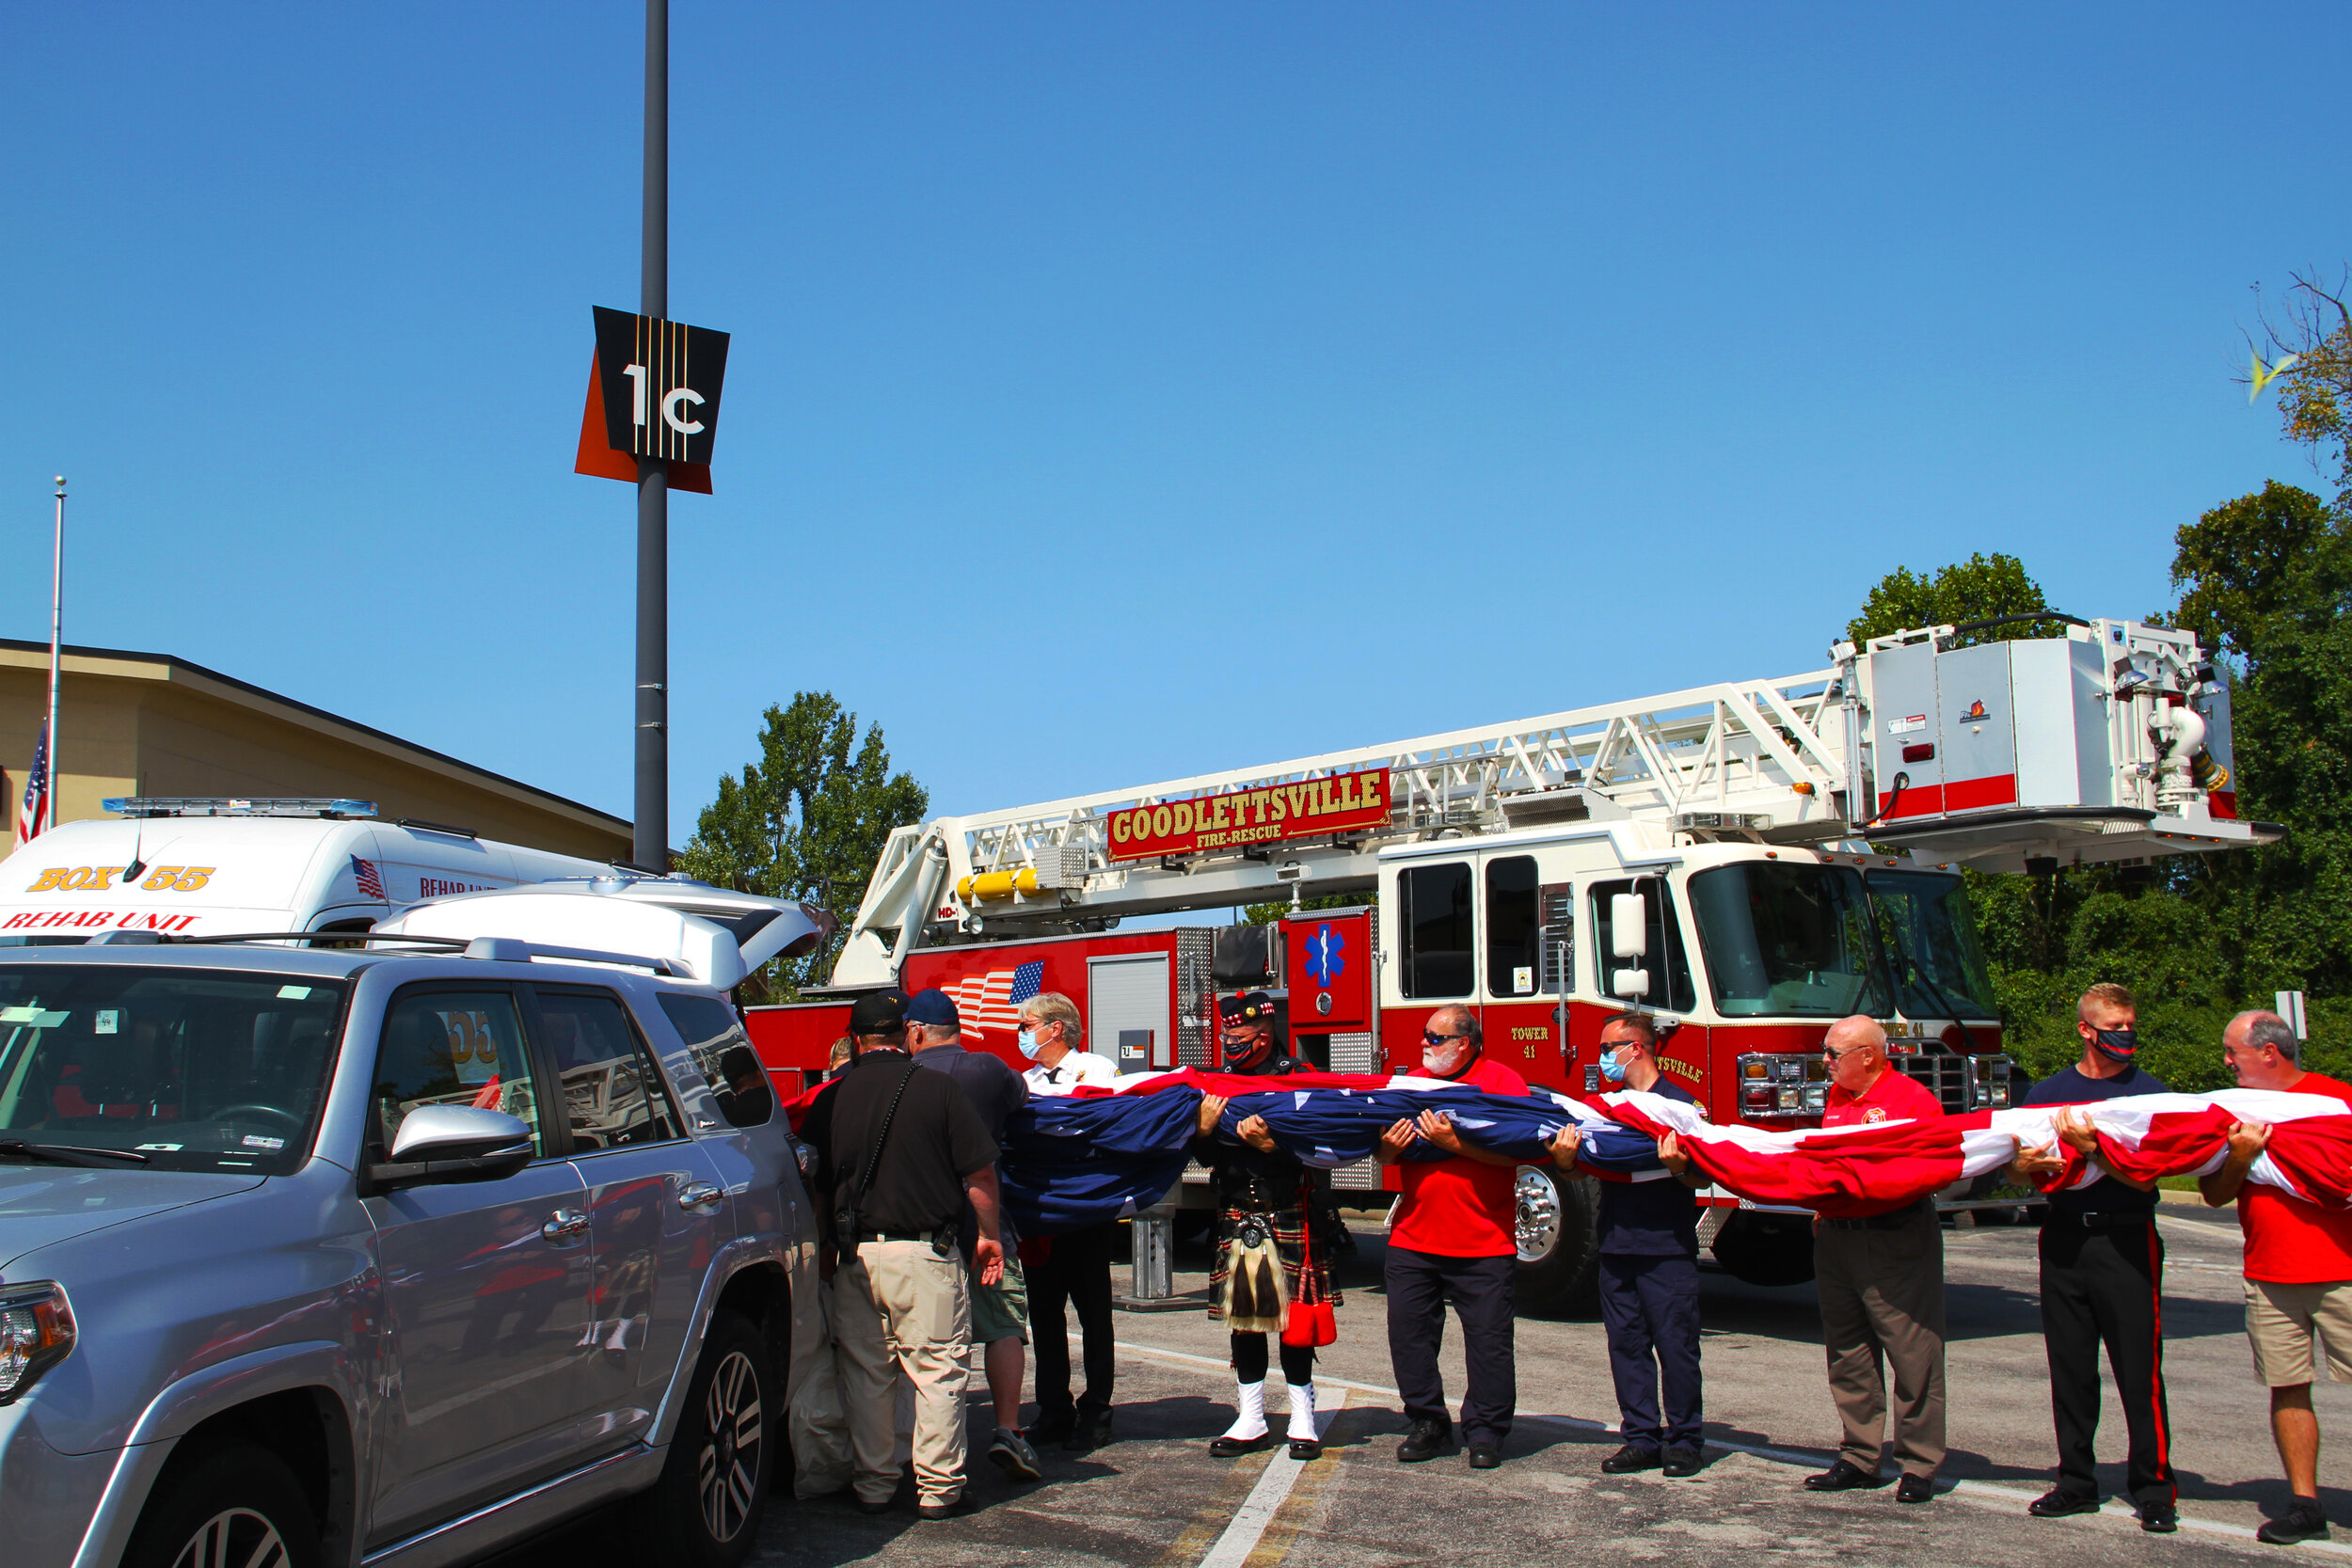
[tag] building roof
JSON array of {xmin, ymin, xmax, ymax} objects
[{"xmin": 0, "ymin": 637, "xmax": 628, "ymax": 837}]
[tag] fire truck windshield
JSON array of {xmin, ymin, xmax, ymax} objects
[
  {"xmin": 1864, "ymin": 869, "xmax": 2000, "ymax": 1022},
  {"xmin": 1687, "ymin": 863, "xmax": 1893, "ymax": 1018}
]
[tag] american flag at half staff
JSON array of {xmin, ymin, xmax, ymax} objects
[{"xmin": 15, "ymin": 721, "xmax": 50, "ymax": 847}]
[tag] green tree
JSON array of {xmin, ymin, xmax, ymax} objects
[
  {"xmin": 2248, "ymin": 270, "xmax": 2352, "ymax": 499},
  {"xmin": 1241, "ymin": 891, "xmax": 1371, "ymax": 926},
  {"xmin": 1846, "ymin": 551, "xmax": 2070, "ymax": 649},
  {"xmin": 678, "ymin": 692, "xmax": 928, "ymax": 1003}
]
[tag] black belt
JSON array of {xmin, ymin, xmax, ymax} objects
[
  {"xmin": 851, "ymin": 1230, "xmax": 936, "ymax": 1244},
  {"xmin": 1823, "ymin": 1200, "xmax": 1932, "ymax": 1233},
  {"xmin": 2051, "ymin": 1212, "xmax": 2152, "ymax": 1232}
]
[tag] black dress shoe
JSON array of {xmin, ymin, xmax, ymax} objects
[
  {"xmin": 1025, "ymin": 1413, "xmax": 1075, "ymax": 1446},
  {"xmin": 1211, "ymin": 1432, "xmax": 1270, "ymax": 1457},
  {"xmin": 1804, "ymin": 1459, "xmax": 1891, "ymax": 1492},
  {"xmin": 1396, "ymin": 1418, "xmax": 1454, "ymax": 1463},
  {"xmin": 1289, "ymin": 1436, "xmax": 1323, "ymax": 1461},
  {"xmin": 1661, "ymin": 1445, "xmax": 1704, "ymax": 1478},
  {"xmin": 1601, "ymin": 1444, "xmax": 1662, "ymax": 1474},
  {"xmin": 1467, "ymin": 1443, "xmax": 1502, "ymax": 1469},
  {"xmin": 1896, "ymin": 1473, "xmax": 1935, "ymax": 1505},
  {"xmin": 2027, "ymin": 1489, "xmax": 2102, "ymax": 1518},
  {"xmin": 1064, "ymin": 1409, "xmax": 1112, "ymax": 1451},
  {"xmin": 2139, "ymin": 1508, "xmax": 2179, "ymax": 1534}
]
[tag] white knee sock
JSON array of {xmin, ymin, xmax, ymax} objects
[
  {"xmin": 1286, "ymin": 1383, "xmax": 1319, "ymax": 1442},
  {"xmin": 1221, "ymin": 1379, "xmax": 1268, "ymax": 1440}
]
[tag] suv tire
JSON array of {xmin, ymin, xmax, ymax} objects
[
  {"xmin": 125, "ymin": 1439, "xmax": 319, "ymax": 1568},
  {"xmin": 623, "ymin": 1309, "xmax": 772, "ymax": 1567}
]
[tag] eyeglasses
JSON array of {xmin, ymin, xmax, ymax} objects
[{"xmin": 1422, "ymin": 1031, "xmax": 1472, "ymax": 1047}]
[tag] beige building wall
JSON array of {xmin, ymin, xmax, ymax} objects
[{"xmin": 0, "ymin": 641, "xmax": 631, "ymax": 863}]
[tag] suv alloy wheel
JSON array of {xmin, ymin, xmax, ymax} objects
[
  {"xmin": 127, "ymin": 1441, "xmax": 318, "ymax": 1568},
  {"xmin": 623, "ymin": 1309, "xmax": 772, "ymax": 1566}
]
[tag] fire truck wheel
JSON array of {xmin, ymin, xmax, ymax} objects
[
  {"xmin": 1512, "ymin": 1164, "xmax": 1599, "ymax": 1316},
  {"xmin": 1708, "ymin": 1210, "xmax": 1818, "ymax": 1289}
]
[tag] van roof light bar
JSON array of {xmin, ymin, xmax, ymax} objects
[{"xmin": 103, "ymin": 797, "xmax": 379, "ymax": 819}]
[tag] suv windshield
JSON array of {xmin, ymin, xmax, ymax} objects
[
  {"xmin": 1688, "ymin": 863, "xmax": 1893, "ymax": 1018},
  {"xmin": 1865, "ymin": 870, "xmax": 2000, "ymax": 1021},
  {"xmin": 0, "ymin": 965, "xmax": 347, "ymax": 1174}
]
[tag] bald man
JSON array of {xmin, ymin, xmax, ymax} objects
[{"xmin": 1802, "ymin": 1015, "xmax": 1948, "ymax": 1505}]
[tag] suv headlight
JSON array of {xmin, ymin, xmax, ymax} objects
[{"xmin": 0, "ymin": 1282, "xmax": 75, "ymax": 1404}]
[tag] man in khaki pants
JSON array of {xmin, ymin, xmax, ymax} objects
[
  {"xmin": 1801, "ymin": 1015, "xmax": 1949, "ymax": 1505},
  {"xmin": 803, "ymin": 990, "xmax": 1007, "ymax": 1520}
]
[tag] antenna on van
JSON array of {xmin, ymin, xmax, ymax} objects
[{"xmin": 120, "ymin": 817, "xmax": 146, "ymax": 888}]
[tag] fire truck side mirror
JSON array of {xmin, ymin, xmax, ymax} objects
[
  {"xmin": 1611, "ymin": 966, "xmax": 1650, "ymax": 1000},
  {"xmin": 1610, "ymin": 894, "xmax": 1648, "ymax": 960}
]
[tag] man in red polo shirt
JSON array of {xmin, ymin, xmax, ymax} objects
[
  {"xmin": 1375, "ymin": 1004, "xmax": 1531, "ymax": 1470},
  {"xmin": 2200, "ymin": 1009, "xmax": 2352, "ymax": 1546},
  {"xmin": 1802, "ymin": 1014, "xmax": 1948, "ymax": 1506}
]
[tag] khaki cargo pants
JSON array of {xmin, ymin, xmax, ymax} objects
[{"xmin": 835, "ymin": 1240, "xmax": 974, "ymax": 1507}]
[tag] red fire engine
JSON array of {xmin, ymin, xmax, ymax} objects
[{"xmin": 747, "ymin": 615, "xmax": 2274, "ymax": 1311}]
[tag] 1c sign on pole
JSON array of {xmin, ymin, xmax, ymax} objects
[{"xmin": 593, "ymin": 306, "xmax": 729, "ymax": 465}]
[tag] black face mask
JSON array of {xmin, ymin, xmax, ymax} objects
[{"xmin": 2091, "ymin": 1028, "xmax": 2137, "ymax": 1065}]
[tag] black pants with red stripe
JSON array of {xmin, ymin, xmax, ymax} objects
[{"xmin": 2040, "ymin": 1214, "xmax": 2174, "ymax": 1508}]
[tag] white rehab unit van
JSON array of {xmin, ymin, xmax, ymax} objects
[{"xmin": 0, "ymin": 798, "xmax": 619, "ymax": 944}]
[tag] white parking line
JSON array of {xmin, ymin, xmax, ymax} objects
[
  {"xmin": 1103, "ymin": 1335, "xmax": 2352, "ymax": 1559},
  {"xmin": 1193, "ymin": 1386, "xmax": 1348, "ymax": 1568}
]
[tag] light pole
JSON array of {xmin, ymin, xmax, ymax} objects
[
  {"xmin": 634, "ymin": 0, "xmax": 669, "ymax": 871},
  {"xmin": 44, "ymin": 475, "xmax": 63, "ymax": 834}
]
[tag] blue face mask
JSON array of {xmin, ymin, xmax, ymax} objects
[
  {"xmin": 1599, "ymin": 1054, "xmax": 1629, "ymax": 1085},
  {"xmin": 1018, "ymin": 1028, "xmax": 1044, "ymax": 1061}
]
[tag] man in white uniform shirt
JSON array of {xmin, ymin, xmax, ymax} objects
[{"xmin": 1016, "ymin": 991, "xmax": 1123, "ymax": 1449}]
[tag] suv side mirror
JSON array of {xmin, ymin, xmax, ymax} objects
[{"xmin": 367, "ymin": 1105, "xmax": 534, "ymax": 1193}]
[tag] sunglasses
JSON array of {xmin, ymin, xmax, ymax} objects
[
  {"xmin": 1821, "ymin": 1044, "xmax": 1868, "ymax": 1063},
  {"xmin": 1422, "ymin": 1031, "xmax": 1473, "ymax": 1047}
]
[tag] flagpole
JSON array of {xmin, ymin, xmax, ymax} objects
[{"xmin": 44, "ymin": 476, "xmax": 63, "ymax": 834}]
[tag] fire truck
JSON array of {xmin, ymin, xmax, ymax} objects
[{"xmin": 746, "ymin": 615, "xmax": 2275, "ymax": 1311}]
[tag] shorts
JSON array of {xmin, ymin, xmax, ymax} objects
[
  {"xmin": 969, "ymin": 1250, "xmax": 1029, "ymax": 1346},
  {"xmin": 2245, "ymin": 1277, "xmax": 2352, "ymax": 1386}
]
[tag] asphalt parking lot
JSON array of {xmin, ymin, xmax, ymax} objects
[{"xmin": 494, "ymin": 1196, "xmax": 2352, "ymax": 1567}]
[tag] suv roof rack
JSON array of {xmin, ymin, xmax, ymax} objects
[
  {"xmin": 103, "ymin": 797, "xmax": 379, "ymax": 819},
  {"xmin": 83, "ymin": 927, "xmax": 688, "ymax": 975}
]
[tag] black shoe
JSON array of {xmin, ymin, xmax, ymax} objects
[
  {"xmin": 2139, "ymin": 1508, "xmax": 2179, "ymax": 1534},
  {"xmin": 1804, "ymin": 1459, "xmax": 1891, "ymax": 1492},
  {"xmin": 850, "ymin": 1494, "xmax": 894, "ymax": 1516},
  {"xmin": 917, "ymin": 1494, "xmax": 976, "ymax": 1522},
  {"xmin": 1063, "ymin": 1409, "xmax": 1111, "ymax": 1452},
  {"xmin": 1468, "ymin": 1444, "xmax": 1502, "ymax": 1469},
  {"xmin": 1601, "ymin": 1444, "xmax": 1663, "ymax": 1475},
  {"xmin": 1896, "ymin": 1473, "xmax": 1935, "ymax": 1504},
  {"xmin": 1025, "ymin": 1412, "xmax": 1075, "ymax": 1446},
  {"xmin": 1662, "ymin": 1446, "xmax": 1704, "ymax": 1478},
  {"xmin": 1289, "ymin": 1437, "xmax": 1323, "ymax": 1461},
  {"xmin": 1396, "ymin": 1418, "xmax": 1454, "ymax": 1463},
  {"xmin": 2258, "ymin": 1502, "xmax": 2331, "ymax": 1544},
  {"xmin": 1211, "ymin": 1432, "xmax": 1270, "ymax": 1457},
  {"xmin": 2027, "ymin": 1489, "xmax": 2102, "ymax": 1518}
]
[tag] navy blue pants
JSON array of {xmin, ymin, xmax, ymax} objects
[
  {"xmin": 1385, "ymin": 1246, "xmax": 1516, "ymax": 1448},
  {"xmin": 1597, "ymin": 1252, "xmax": 1703, "ymax": 1449}
]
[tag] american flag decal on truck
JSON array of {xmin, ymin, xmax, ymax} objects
[
  {"xmin": 944, "ymin": 960, "xmax": 1045, "ymax": 1038},
  {"xmin": 351, "ymin": 856, "xmax": 387, "ymax": 901}
]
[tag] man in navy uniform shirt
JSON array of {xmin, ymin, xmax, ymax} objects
[
  {"xmin": 2011, "ymin": 982, "xmax": 2176, "ymax": 1533},
  {"xmin": 1550, "ymin": 1012, "xmax": 1708, "ymax": 1477}
]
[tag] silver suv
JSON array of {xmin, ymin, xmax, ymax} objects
[{"xmin": 0, "ymin": 933, "xmax": 817, "ymax": 1568}]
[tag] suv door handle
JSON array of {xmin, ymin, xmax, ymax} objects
[
  {"xmin": 541, "ymin": 1209, "xmax": 590, "ymax": 1244},
  {"xmin": 678, "ymin": 1182, "xmax": 724, "ymax": 1214}
]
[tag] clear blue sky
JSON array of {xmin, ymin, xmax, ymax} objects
[{"xmin": 2, "ymin": 4, "xmax": 2343, "ymax": 844}]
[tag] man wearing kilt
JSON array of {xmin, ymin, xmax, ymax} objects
[{"xmin": 1197, "ymin": 991, "xmax": 1343, "ymax": 1460}]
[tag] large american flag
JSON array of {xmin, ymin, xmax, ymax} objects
[
  {"xmin": 944, "ymin": 960, "xmax": 1045, "ymax": 1038},
  {"xmin": 14, "ymin": 721, "xmax": 49, "ymax": 847}
]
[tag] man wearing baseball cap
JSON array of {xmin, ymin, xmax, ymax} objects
[
  {"xmin": 2010, "ymin": 983, "xmax": 2176, "ymax": 1532},
  {"xmin": 904, "ymin": 987, "xmax": 1041, "ymax": 1481}
]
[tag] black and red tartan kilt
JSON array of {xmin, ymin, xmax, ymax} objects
[{"xmin": 1206, "ymin": 1201, "xmax": 1343, "ymax": 1321}]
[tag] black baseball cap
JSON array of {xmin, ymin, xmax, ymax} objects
[
  {"xmin": 848, "ymin": 989, "xmax": 910, "ymax": 1037},
  {"xmin": 905, "ymin": 989, "xmax": 961, "ymax": 1030},
  {"xmin": 1219, "ymin": 991, "xmax": 1277, "ymax": 1023}
]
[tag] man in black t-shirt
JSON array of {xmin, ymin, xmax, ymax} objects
[
  {"xmin": 1551, "ymin": 1012, "xmax": 1708, "ymax": 1477},
  {"xmin": 803, "ymin": 989, "xmax": 1005, "ymax": 1520},
  {"xmin": 2010, "ymin": 982, "xmax": 2176, "ymax": 1533}
]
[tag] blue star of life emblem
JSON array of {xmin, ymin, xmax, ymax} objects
[{"xmin": 1303, "ymin": 922, "xmax": 1344, "ymax": 987}]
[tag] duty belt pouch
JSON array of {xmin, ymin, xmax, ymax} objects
[
  {"xmin": 834, "ymin": 1061, "xmax": 916, "ymax": 1250},
  {"xmin": 1221, "ymin": 1212, "xmax": 1288, "ymax": 1335}
]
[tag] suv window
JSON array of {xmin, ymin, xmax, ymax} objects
[
  {"xmin": 370, "ymin": 989, "xmax": 543, "ymax": 1157},
  {"xmin": 658, "ymin": 992, "xmax": 772, "ymax": 1128},
  {"xmin": 1485, "ymin": 856, "xmax": 1540, "ymax": 998},
  {"xmin": 537, "ymin": 990, "xmax": 678, "ymax": 1149},
  {"xmin": 1590, "ymin": 879, "xmax": 1696, "ymax": 1012},
  {"xmin": 1398, "ymin": 862, "xmax": 1474, "ymax": 999}
]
